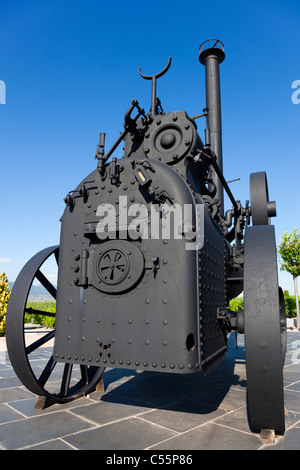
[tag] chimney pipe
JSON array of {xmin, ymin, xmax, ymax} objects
[{"xmin": 199, "ymin": 39, "xmax": 225, "ymax": 215}]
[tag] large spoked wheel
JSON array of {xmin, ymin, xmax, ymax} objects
[
  {"xmin": 6, "ymin": 246, "xmax": 105, "ymax": 404},
  {"xmin": 244, "ymin": 225, "xmax": 286, "ymax": 433}
]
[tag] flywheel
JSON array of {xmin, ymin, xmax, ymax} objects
[{"xmin": 250, "ymin": 172, "xmax": 276, "ymax": 225}]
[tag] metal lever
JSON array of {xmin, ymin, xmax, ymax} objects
[{"xmin": 138, "ymin": 57, "xmax": 171, "ymax": 116}]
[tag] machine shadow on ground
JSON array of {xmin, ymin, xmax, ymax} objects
[{"xmin": 99, "ymin": 333, "xmax": 247, "ymax": 418}]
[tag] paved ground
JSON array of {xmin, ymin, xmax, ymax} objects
[{"xmin": 0, "ymin": 331, "xmax": 299, "ymax": 451}]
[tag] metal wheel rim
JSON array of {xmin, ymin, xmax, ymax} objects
[
  {"xmin": 244, "ymin": 225, "xmax": 286, "ymax": 433},
  {"xmin": 250, "ymin": 172, "xmax": 270, "ymax": 226},
  {"xmin": 6, "ymin": 246, "xmax": 105, "ymax": 403}
]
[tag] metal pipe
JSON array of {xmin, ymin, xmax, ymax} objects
[{"xmin": 199, "ymin": 39, "xmax": 225, "ymax": 215}]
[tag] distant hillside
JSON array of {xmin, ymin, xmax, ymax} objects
[{"xmin": 9, "ymin": 282, "xmax": 55, "ymax": 301}]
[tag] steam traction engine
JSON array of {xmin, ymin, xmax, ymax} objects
[{"xmin": 6, "ymin": 40, "xmax": 287, "ymax": 436}]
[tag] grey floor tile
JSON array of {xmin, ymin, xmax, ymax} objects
[
  {"xmin": 285, "ymin": 381, "xmax": 300, "ymax": 392},
  {"xmin": 106, "ymin": 387, "xmax": 183, "ymax": 409},
  {"xmin": 0, "ymin": 367, "xmax": 19, "ymax": 378},
  {"xmin": 283, "ymin": 363, "xmax": 300, "ymax": 382},
  {"xmin": 6, "ymin": 397, "xmax": 52, "ymax": 418},
  {"xmin": 64, "ymin": 416, "xmax": 178, "ymax": 450},
  {"xmin": 0, "ymin": 403, "xmax": 25, "ymax": 424},
  {"xmin": 0, "ymin": 375, "xmax": 24, "ymax": 389},
  {"xmin": 0, "ymin": 353, "xmax": 10, "ymax": 366},
  {"xmin": 24, "ymin": 439, "xmax": 76, "ymax": 450},
  {"xmin": 195, "ymin": 386, "xmax": 247, "ymax": 412},
  {"xmin": 149, "ymin": 422, "xmax": 262, "ymax": 450},
  {"xmin": 0, "ymin": 387, "xmax": 34, "ymax": 405},
  {"xmin": 0, "ymin": 410, "xmax": 96, "ymax": 450},
  {"xmin": 284, "ymin": 389, "xmax": 300, "ymax": 414},
  {"xmin": 212, "ymin": 406, "xmax": 252, "ymax": 433},
  {"xmin": 70, "ymin": 399, "xmax": 151, "ymax": 425},
  {"xmin": 7, "ymin": 395, "xmax": 97, "ymax": 418},
  {"xmin": 140, "ymin": 401, "xmax": 227, "ymax": 432},
  {"xmin": 284, "ymin": 410, "xmax": 300, "ymax": 429}
]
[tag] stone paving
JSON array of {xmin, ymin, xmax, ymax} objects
[{"xmin": 0, "ymin": 332, "xmax": 299, "ymax": 451}]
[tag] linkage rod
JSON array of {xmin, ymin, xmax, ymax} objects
[{"xmin": 202, "ymin": 150, "xmax": 238, "ymax": 211}]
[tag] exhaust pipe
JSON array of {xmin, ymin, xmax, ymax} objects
[{"xmin": 199, "ymin": 39, "xmax": 225, "ymax": 215}]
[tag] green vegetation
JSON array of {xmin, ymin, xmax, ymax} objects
[
  {"xmin": 229, "ymin": 297, "xmax": 244, "ymax": 312},
  {"xmin": 278, "ymin": 228, "xmax": 300, "ymax": 328},
  {"xmin": 25, "ymin": 301, "xmax": 56, "ymax": 329},
  {"xmin": 283, "ymin": 290, "xmax": 300, "ymax": 318},
  {"xmin": 278, "ymin": 229, "xmax": 300, "ymax": 279},
  {"xmin": 0, "ymin": 271, "xmax": 11, "ymax": 336}
]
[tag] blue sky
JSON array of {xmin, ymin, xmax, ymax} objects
[{"xmin": 1, "ymin": 0, "xmax": 299, "ymax": 293}]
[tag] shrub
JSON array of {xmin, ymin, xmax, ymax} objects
[
  {"xmin": 0, "ymin": 271, "xmax": 11, "ymax": 336},
  {"xmin": 229, "ymin": 297, "xmax": 244, "ymax": 312},
  {"xmin": 283, "ymin": 290, "xmax": 299, "ymax": 318}
]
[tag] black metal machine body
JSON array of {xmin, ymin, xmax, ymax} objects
[
  {"xmin": 6, "ymin": 40, "xmax": 287, "ymax": 436},
  {"xmin": 54, "ymin": 156, "xmax": 228, "ymax": 376}
]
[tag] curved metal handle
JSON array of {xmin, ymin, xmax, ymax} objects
[
  {"xmin": 138, "ymin": 57, "xmax": 172, "ymax": 80},
  {"xmin": 138, "ymin": 57, "xmax": 172, "ymax": 116}
]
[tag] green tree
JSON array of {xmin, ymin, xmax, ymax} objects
[
  {"xmin": 278, "ymin": 229, "xmax": 300, "ymax": 329},
  {"xmin": 0, "ymin": 271, "xmax": 11, "ymax": 336}
]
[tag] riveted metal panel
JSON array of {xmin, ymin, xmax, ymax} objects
[
  {"xmin": 54, "ymin": 158, "xmax": 201, "ymax": 374},
  {"xmin": 198, "ymin": 208, "xmax": 228, "ymax": 373}
]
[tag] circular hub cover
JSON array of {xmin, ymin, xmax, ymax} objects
[
  {"xmin": 93, "ymin": 240, "xmax": 145, "ymax": 294},
  {"xmin": 97, "ymin": 248, "xmax": 129, "ymax": 285}
]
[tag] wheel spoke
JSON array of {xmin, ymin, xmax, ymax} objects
[
  {"xmin": 80, "ymin": 365, "xmax": 89, "ymax": 385},
  {"xmin": 35, "ymin": 269, "xmax": 57, "ymax": 299},
  {"xmin": 60, "ymin": 363, "xmax": 73, "ymax": 396},
  {"xmin": 25, "ymin": 330, "xmax": 55, "ymax": 355},
  {"xmin": 25, "ymin": 307, "xmax": 55, "ymax": 317},
  {"xmin": 54, "ymin": 249, "xmax": 59, "ymax": 265},
  {"xmin": 38, "ymin": 355, "xmax": 57, "ymax": 387}
]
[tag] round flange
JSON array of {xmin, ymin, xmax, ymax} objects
[
  {"xmin": 93, "ymin": 240, "xmax": 145, "ymax": 294},
  {"xmin": 144, "ymin": 111, "xmax": 198, "ymax": 164}
]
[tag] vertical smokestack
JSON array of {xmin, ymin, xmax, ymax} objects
[{"xmin": 199, "ymin": 39, "xmax": 225, "ymax": 215}]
